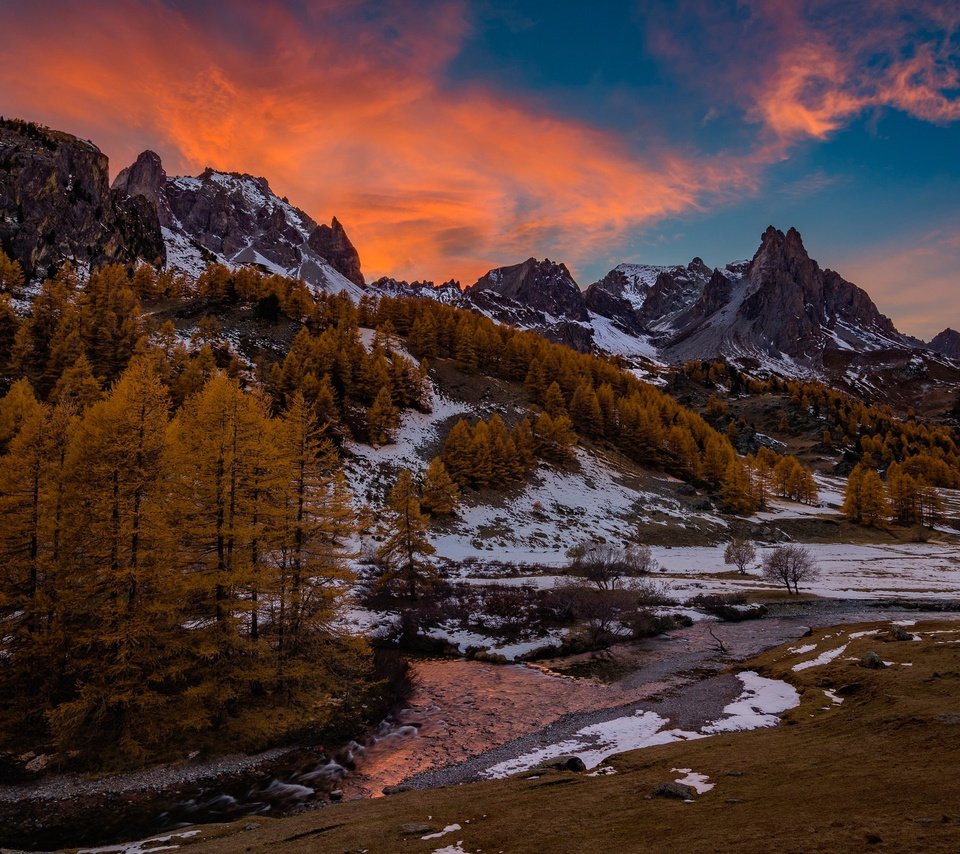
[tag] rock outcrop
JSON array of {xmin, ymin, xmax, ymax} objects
[
  {"xmin": 308, "ymin": 216, "xmax": 364, "ymax": 287},
  {"xmin": 112, "ymin": 149, "xmax": 171, "ymax": 226},
  {"xmin": 0, "ymin": 119, "xmax": 165, "ymax": 279},
  {"xmin": 928, "ymin": 328, "xmax": 960, "ymax": 359}
]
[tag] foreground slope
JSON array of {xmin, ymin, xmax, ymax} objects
[{"xmin": 154, "ymin": 620, "xmax": 960, "ymax": 854}]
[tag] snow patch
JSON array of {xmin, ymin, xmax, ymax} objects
[{"xmin": 672, "ymin": 768, "xmax": 715, "ymax": 794}]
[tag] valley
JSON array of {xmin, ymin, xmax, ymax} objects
[{"xmin": 0, "ymin": 117, "xmax": 959, "ymax": 853}]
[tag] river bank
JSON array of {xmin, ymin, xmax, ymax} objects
[{"xmin": 1, "ymin": 598, "xmax": 956, "ymax": 851}]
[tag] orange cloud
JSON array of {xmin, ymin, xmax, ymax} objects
[
  {"xmin": 0, "ymin": 0, "xmax": 757, "ymax": 283},
  {"xmin": 645, "ymin": 1, "xmax": 960, "ymax": 147},
  {"xmin": 748, "ymin": 2, "xmax": 960, "ymax": 143}
]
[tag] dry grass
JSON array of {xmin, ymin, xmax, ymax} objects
[{"xmin": 167, "ymin": 620, "xmax": 960, "ymax": 854}]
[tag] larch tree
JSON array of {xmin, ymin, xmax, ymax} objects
[
  {"xmin": 721, "ymin": 460, "xmax": 755, "ymax": 514},
  {"xmin": 842, "ymin": 464, "xmax": 886, "ymax": 525},
  {"xmin": 163, "ymin": 372, "xmax": 271, "ymax": 729},
  {"xmin": 0, "ymin": 401, "xmax": 72, "ymax": 733},
  {"xmin": 375, "ymin": 468, "xmax": 437, "ymax": 601},
  {"xmin": 367, "ymin": 385, "xmax": 399, "ymax": 446},
  {"xmin": 421, "ymin": 457, "xmax": 460, "ymax": 517},
  {"xmin": 51, "ymin": 357, "xmax": 181, "ymax": 760},
  {"xmin": 275, "ymin": 392, "xmax": 355, "ymax": 673}
]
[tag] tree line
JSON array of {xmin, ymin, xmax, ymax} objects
[{"xmin": 681, "ymin": 359, "xmax": 960, "ymax": 488}]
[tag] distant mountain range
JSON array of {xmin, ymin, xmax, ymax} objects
[{"xmin": 2, "ymin": 118, "xmax": 959, "ymax": 410}]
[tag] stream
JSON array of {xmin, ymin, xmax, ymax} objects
[{"xmin": 1, "ymin": 597, "xmax": 956, "ymax": 851}]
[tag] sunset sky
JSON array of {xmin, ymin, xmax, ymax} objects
[{"xmin": 2, "ymin": 0, "xmax": 958, "ymax": 337}]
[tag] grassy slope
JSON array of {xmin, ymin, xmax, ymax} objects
[{"xmin": 163, "ymin": 621, "xmax": 960, "ymax": 854}]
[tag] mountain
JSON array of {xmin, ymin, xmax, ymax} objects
[
  {"xmin": 657, "ymin": 226, "xmax": 912, "ymax": 364},
  {"xmin": 452, "ymin": 228, "xmax": 960, "ymax": 410},
  {"xmin": 458, "ymin": 257, "xmax": 594, "ymax": 350},
  {"xmin": 929, "ymin": 328, "xmax": 960, "ymax": 359},
  {"xmin": 113, "ymin": 149, "xmax": 364, "ymax": 298},
  {"xmin": 584, "ymin": 257, "xmax": 716, "ymax": 335},
  {"xmin": 4, "ymin": 120, "xmax": 959, "ymax": 411},
  {"xmin": 0, "ymin": 119, "xmax": 164, "ymax": 282}
]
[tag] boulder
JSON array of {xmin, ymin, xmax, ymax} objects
[
  {"xmin": 652, "ymin": 781, "xmax": 697, "ymax": 800},
  {"xmin": 535, "ymin": 755, "xmax": 587, "ymax": 773}
]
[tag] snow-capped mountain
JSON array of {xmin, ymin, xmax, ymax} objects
[
  {"xmin": 113, "ymin": 150, "xmax": 364, "ymax": 299},
  {"xmin": 584, "ymin": 258, "xmax": 716, "ymax": 336}
]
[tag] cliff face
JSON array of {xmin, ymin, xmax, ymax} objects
[
  {"xmin": 0, "ymin": 119, "xmax": 164, "ymax": 279},
  {"xmin": 308, "ymin": 216, "xmax": 364, "ymax": 287}
]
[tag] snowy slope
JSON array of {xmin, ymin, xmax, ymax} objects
[{"xmin": 162, "ymin": 171, "xmax": 365, "ymax": 300}]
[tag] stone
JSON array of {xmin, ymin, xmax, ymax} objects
[
  {"xmin": 329, "ymin": 789, "xmax": 343, "ymax": 802},
  {"xmin": 836, "ymin": 682, "xmax": 863, "ymax": 696},
  {"xmin": 887, "ymin": 626, "xmax": 915, "ymax": 641},
  {"xmin": 25, "ymin": 753, "xmax": 54, "ymax": 773},
  {"xmin": 399, "ymin": 823, "xmax": 436, "ymax": 835},
  {"xmin": 860, "ymin": 651, "xmax": 887, "ymax": 669},
  {"xmin": 652, "ymin": 781, "xmax": 698, "ymax": 800},
  {"xmin": 534, "ymin": 755, "xmax": 586, "ymax": 773},
  {"xmin": 383, "ymin": 784, "xmax": 413, "ymax": 796}
]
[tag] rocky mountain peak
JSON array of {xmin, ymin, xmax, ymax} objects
[
  {"xmin": 110, "ymin": 157, "xmax": 368, "ymax": 296},
  {"xmin": 308, "ymin": 216, "xmax": 364, "ymax": 287},
  {"xmin": 750, "ymin": 225, "xmax": 815, "ymax": 278},
  {"xmin": 468, "ymin": 257, "xmax": 588, "ymax": 322},
  {"xmin": 928, "ymin": 328, "xmax": 960, "ymax": 359},
  {"xmin": 112, "ymin": 150, "xmax": 170, "ymax": 226}
]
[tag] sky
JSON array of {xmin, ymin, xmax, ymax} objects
[{"xmin": 1, "ymin": 0, "xmax": 958, "ymax": 337}]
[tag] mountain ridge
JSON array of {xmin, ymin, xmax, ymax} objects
[{"xmin": 3, "ymin": 119, "xmax": 959, "ymax": 413}]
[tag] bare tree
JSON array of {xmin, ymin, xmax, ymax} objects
[
  {"xmin": 762, "ymin": 545, "xmax": 820, "ymax": 594},
  {"xmin": 568, "ymin": 542, "xmax": 657, "ymax": 590},
  {"xmin": 724, "ymin": 537, "xmax": 757, "ymax": 574}
]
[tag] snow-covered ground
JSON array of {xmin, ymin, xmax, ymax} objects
[
  {"xmin": 480, "ymin": 670, "xmax": 799, "ymax": 778},
  {"xmin": 431, "ymin": 450, "xmax": 728, "ymax": 564},
  {"xmin": 439, "ymin": 541, "xmax": 960, "ymax": 602}
]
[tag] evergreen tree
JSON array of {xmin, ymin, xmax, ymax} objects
[
  {"xmin": 51, "ymin": 358, "xmax": 182, "ymax": 760},
  {"xmin": 721, "ymin": 460, "xmax": 755, "ymax": 514},
  {"xmin": 0, "ymin": 250, "xmax": 25, "ymax": 295},
  {"xmin": 275, "ymin": 393, "xmax": 354, "ymax": 666},
  {"xmin": 842, "ymin": 463, "xmax": 886, "ymax": 525},
  {"xmin": 52, "ymin": 354, "xmax": 102, "ymax": 409},
  {"xmin": 367, "ymin": 385, "xmax": 399, "ymax": 445}
]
